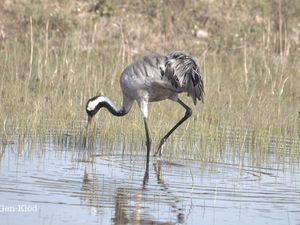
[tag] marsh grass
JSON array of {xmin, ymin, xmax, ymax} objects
[{"xmin": 0, "ymin": 0, "xmax": 299, "ymax": 166}]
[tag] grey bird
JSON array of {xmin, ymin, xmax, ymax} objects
[{"xmin": 86, "ymin": 51, "xmax": 204, "ymax": 164}]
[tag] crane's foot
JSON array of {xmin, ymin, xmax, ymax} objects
[{"xmin": 153, "ymin": 138, "xmax": 166, "ymax": 157}]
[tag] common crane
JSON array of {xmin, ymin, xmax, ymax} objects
[{"xmin": 86, "ymin": 51, "xmax": 204, "ymax": 165}]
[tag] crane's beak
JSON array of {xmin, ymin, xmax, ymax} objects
[
  {"xmin": 86, "ymin": 115, "xmax": 95, "ymax": 132},
  {"xmin": 84, "ymin": 115, "xmax": 96, "ymax": 147},
  {"xmin": 87, "ymin": 115, "xmax": 94, "ymax": 126}
]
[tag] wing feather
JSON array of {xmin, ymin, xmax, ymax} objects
[{"xmin": 163, "ymin": 51, "xmax": 204, "ymax": 105}]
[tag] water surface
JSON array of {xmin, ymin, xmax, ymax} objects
[{"xmin": 0, "ymin": 136, "xmax": 299, "ymax": 225}]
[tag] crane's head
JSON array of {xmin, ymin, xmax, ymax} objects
[{"xmin": 86, "ymin": 95, "xmax": 106, "ymax": 126}]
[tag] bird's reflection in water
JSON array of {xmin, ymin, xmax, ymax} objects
[
  {"xmin": 113, "ymin": 162, "xmax": 185, "ymax": 225},
  {"xmin": 79, "ymin": 162, "xmax": 186, "ymax": 224},
  {"xmin": 153, "ymin": 161, "xmax": 185, "ymax": 225}
]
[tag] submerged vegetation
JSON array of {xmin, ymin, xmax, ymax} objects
[{"xmin": 0, "ymin": 0, "xmax": 299, "ymax": 164}]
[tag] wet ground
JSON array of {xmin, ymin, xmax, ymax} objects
[{"xmin": 0, "ymin": 136, "xmax": 299, "ymax": 225}]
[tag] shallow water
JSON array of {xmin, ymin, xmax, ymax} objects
[{"xmin": 0, "ymin": 136, "xmax": 300, "ymax": 225}]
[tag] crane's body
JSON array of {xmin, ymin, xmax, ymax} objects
[
  {"xmin": 86, "ymin": 52, "xmax": 204, "ymax": 165},
  {"xmin": 121, "ymin": 54, "xmax": 178, "ymax": 103}
]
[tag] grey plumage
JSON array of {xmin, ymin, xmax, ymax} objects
[
  {"xmin": 119, "ymin": 52, "xmax": 204, "ymax": 106},
  {"xmin": 86, "ymin": 51, "xmax": 204, "ymax": 166}
]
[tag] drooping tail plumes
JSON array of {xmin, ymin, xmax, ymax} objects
[{"xmin": 164, "ymin": 51, "xmax": 204, "ymax": 105}]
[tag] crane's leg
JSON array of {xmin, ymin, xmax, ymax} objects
[
  {"xmin": 144, "ymin": 117, "xmax": 151, "ymax": 166},
  {"xmin": 139, "ymin": 100, "xmax": 151, "ymax": 165},
  {"xmin": 154, "ymin": 98, "xmax": 192, "ymax": 157}
]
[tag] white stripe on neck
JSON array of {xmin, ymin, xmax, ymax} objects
[{"xmin": 87, "ymin": 96, "xmax": 107, "ymax": 111}]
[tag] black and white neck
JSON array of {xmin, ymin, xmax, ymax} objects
[{"xmin": 86, "ymin": 96, "xmax": 128, "ymax": 117}]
